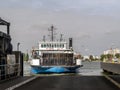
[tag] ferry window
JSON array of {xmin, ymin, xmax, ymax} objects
[
  {"xmin": 44, "ymin": 44, "xmax": 46, "ymax": 48},
  {"xmin": 32, "ymin": 50, "xmax": 39, "ymax": 59},
  {"xmin": 41, "ymin": 44, "xmax": 43, "ymax": 48},
  {"xmin": 57, "ymin": 44, "xmax": 59, "ymax": 47},
  {"xmin": 55, "ymin": 44, "xmax": 56, "ymax": 48},
  {"xmin": 62, "ymin": 44, "xmax": 64, "ymax": 48},
  {"xmin": 52, "ymin": 44, "xmax": 54, "ymax": 48},
  {"xmin": 49, "ymin": 44, "xmax": 51, "ymax": 48},
  {"xmin": 60, "ymin": 44, "xmax": 61, "ymax": 48},
  {"xmin": 47, "ymin": 44, "xmax": 49, "ymax": 48}
]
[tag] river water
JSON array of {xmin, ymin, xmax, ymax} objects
[
  {"xmin": 77, "ymin": 61, "xmax": 103, "ymax": 76},
  {"xmin": 23, "ymin": 61, "xmax": 103, "ymax": 76}
]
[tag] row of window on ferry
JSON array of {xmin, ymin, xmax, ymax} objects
[{"xmin": 40, "ymin": 44, "xmax": 65, "ymax": 48}]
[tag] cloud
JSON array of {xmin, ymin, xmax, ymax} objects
[
  {"xmin": 1, "ymin": 0, "xmax": 120, "ymax": 16},
  {"xmin": 1, "ymin": 0, "xmax": 120, "ymax": 55},
  {"xmin": 74, "ymin": 34, "xmax": 91, "ymax": 40},
  {"xmin": 105, "ymin": 31, "xmax": 112, "ymax": 35}
]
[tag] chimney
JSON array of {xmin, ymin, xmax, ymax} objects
[{"xmin": 69, "ymin": 38, "xmax": 73, "ymax": 49}]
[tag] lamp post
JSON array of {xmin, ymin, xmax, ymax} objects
[{"xmin": 17, "ymin": 42, "xmax": 20, "ymax": 51}]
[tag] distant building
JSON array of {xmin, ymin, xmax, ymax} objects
[
  {"xmin": 103, "ymin": 48, "xmax": 120, "ymax": 55},
  {"xmin": 83, "ymin": 55, "xmax": 100, "ymax": 60},
  {"xmin": 83, "ymin": 56, "xmax": 89, "ymax": 60}
]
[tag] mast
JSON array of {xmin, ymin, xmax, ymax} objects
[
  {"xmin": 60, "ymin": 34, "xmax": 63, "ymax": 41},
  {"xmin": 43, "ymin": 35, "xmax": 46, "ymax": 42},
  {"xmin": 48, "ymin": 25, "xmax": 56, "ymax": 41}
]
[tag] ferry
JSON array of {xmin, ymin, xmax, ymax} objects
[{"xmin": 30, "ymin": 25, "xmax": 82, "ymax": 74}]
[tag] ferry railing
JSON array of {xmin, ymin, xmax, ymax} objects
[
  {"xmin": 42, "ymin": 54, "xmax": 74, "ymax": 66},
  {"xmin": 42, "ymin": 59, "xmax": 74, "ymax": 66},
  {"xmin": 0, "ymin": 63, "xmax": 20, "ymax": 81}
]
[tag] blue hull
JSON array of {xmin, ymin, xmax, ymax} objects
[{"xmin": 31, "ymin": 65, "xmax": 81, "ymax": 74}]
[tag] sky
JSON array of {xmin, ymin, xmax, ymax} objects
[{"xmin": 0, "ymin": 0, "xmax": 120, "ymax": 56}]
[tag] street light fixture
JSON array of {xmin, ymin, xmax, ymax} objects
[{"xmin": 17, "ymin": 42, "xmax": 20, "ymax": 51}]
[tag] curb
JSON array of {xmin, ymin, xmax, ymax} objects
[
  {"xmin": 5, "ymin": 76, "xmax": 38, "ymax": 90},
  {"xmin": 104, "ymin": 75, "xmax": 120, "ymax": 89}
]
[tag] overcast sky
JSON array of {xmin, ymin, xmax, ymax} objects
[{"xmin": 0, "ymin": 0, "xmax": 120, "ymax": 56}]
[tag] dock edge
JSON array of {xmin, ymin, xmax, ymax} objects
[{"xmin": 104, "ymin": 75, "xmax": 120, "ymax": 89}]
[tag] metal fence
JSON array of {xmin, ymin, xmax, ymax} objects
[{"xmin": 0, "ymin": 63, "xmax": 20, "ymax": 81}]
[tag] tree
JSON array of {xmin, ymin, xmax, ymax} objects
[
  {"xmin": 106, "ymin": 54, "xmax": 113, "ymax": 60},
  {"xmin": 100, "ymin": 54, "xmax": 107, "ymax": 61},
  {"xmin": 89, "ymin": 55, "xmax": 94, "ymax": 61},
  {"xmin": 24, "ymin": 53, "xmax": 29, "ymax": 61},
  {"xmin": 115, "ymin": 53, "xmax": 120, "ymax": 58},
  {"xmin": 77, "ymin": 54, "xmax": 83, "ymax": 59}
]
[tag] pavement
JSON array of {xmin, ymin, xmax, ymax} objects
[
  {"xmin": 0, "ymin": 75, "xmax": 120, "ymax": 90},
  {"xmin": 0, "ymin": 76, "xmax": 37, "ymax": 90},
  {"xmin": 13, "ymin": 75, "xmax": 120, "ymax": 90}
]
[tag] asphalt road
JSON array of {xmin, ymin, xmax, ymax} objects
[{"xmin": 14, "ymin": 75, "xmax": 120, "ymax": 90}]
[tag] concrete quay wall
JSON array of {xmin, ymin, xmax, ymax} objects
[{"xmin": 101, "ymin": 62, "xmax": 120, "ymax": 74}]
